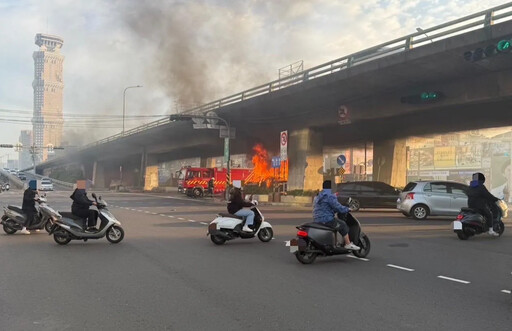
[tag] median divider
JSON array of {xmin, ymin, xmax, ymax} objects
[{"xmin": 0, "ymin": 169, "xmax": 25, "ymax": 189}]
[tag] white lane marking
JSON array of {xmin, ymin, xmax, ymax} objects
[
  {"xmin": 501, "ymin": 290, "xmax": 511, "ymax": 294},
  {"xmin": 167, "ymin": 216, "xmax": 174, "ymax": 218},
  {"xmin": 151, "ymin": 212, "xmax": 158, "ymax": 215},
  {"xmin": 187, "ymin": 220, "xmax": 195, "ymax": 223},
  {"xmin": 387, "ymin": 264, "xmax": 414, "ymax": 272},
  {"xmin": 178, "ymin": 217, "xmax": 185, "ymax": 220},
  {"xmin": 144, "ymin": 211, "xmax": 151, "ymax": 213},
  {"xmin": 437, "ymin": 276, "xmax": 470, "ymax": 284},
  {"xmin": 200, "ymin": 222, "xmax": 208, "ymax": 225},
  {"xmin": 346, "ymin": 255, "xmax": 369, "ymax": 262},
  {"xmin": 159, "ymin": 214, "xmax": 166, "ymax": 217}
]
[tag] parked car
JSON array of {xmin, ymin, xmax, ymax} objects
[
  {"xmin": 336, "ymin": 181, "xmax": 401, "ymax": 211},
  {"xmin": 17, "ymin": 172, "xmax": 26, "ymax": 180},
  {"xmin": 40, "ymin": 177, "xmax": 54, "ymax": 191},
  {"xmin": 9, "ymin": 169, "xmax": 17, "ymax": 175},
  {"xmin": 397, "ymin": 181, "xmax": 468, "ymax": 220}
]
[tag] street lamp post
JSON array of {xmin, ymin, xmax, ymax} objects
[
  {"xmin": 123, "ymin": 85, "xmax": 143, "ymax": 135},
  {"xmin": 170, "ymin": 114, "xmax": 232, "ymax": 199}
]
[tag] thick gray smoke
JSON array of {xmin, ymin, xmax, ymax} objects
[{"xmin": 118, "ymin": 0, "xmax": 304, "ymax": 108}]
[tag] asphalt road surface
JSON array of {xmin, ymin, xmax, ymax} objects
[{"xmin": 0, "ymin": 189, "xmax": 511, "ymax": 330}]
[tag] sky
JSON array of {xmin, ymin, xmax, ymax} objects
[{"xmin": 0, "ymin": 0, "xmax": 509, "ymax": 159}]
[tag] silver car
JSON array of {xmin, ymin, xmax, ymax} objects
[
  {"xmin": 40, "ymin": 178, "xmax": 54, "ymax": 191},
  {"xmin": 397, "ymin": 181, "xmax": 469, "ymax": 220}
]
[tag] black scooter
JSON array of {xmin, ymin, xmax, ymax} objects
[
  {"xmin": 453, "ymin": 200, "xmax": 507, "ymax": 240},
  {"xmin": 287, "ymin": 211, "xmax": 371, "ymax": 264}
]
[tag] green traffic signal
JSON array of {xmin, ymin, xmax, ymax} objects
[
  {"xmin": 420, "ymin": 92, "xmax": 439, "ymax": 100},
  {"xmin": 497, "ymin": 39, "xmax": 511, "ymax": 52}
]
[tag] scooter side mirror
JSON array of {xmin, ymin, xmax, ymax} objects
[{"xmin": 92, "ymin": 193, "xmax": 97, "ymax": 199}]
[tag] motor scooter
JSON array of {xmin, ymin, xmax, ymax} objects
[
  {"xmin": 207, "ymin": 201, "xmax": 273, "ymax": 245},
  {"xmin": 453, "ymin": 199, "xmax": 508, "ymax": 240},
  {"xmin": 1, "ymin": 196, "xmax": 58, "ymax": 234},
  {"xmin": 287, "ymin": 207, "xmax": 371, "ymax": 264},
  {"xmin": 49, "ymin": 193, "xmax": 124, "ymax": 245}
]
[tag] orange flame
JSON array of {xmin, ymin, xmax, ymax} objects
[{"xmin": 245, "ymin": 144, "xmax": 289, "ymax": 187}]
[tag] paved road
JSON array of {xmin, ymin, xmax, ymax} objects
[{"xmin": 0, "ymin": 190, "xmax": 510, "ymax": 330}]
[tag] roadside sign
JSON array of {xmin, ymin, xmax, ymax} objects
[
  {"xmin": 280, "ymin": 131, "xmax": 288, "ymax": 161},
  {"xmin": 338, "ymin": 167, "xmax": 345, "ymax": 175},
  {"xmin": 192, "ymin": 117, "xmax": 207, "ymax": 129},
  {"xmin": 271, "ymin": 156, "xmax": 281, "ymax": 168},
  {"xmin": 338, "ymin": 105, "xmax": 351, "ymax": 125},
  {"xmin": 337, "ymin": 155, "xmax": 346, "ymax": 166},
  {"xmin": 219, "ymin": 126, "xmax": 236, "ymax": 139}
]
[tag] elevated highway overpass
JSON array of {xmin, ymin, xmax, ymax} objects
[{"xmin": 37, "ymin": 3, "xmax": 512, "ymax": 190}]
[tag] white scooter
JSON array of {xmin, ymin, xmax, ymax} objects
[{"xmin": 207, "ymin": 201, "xmax": 273, "ymax": 245}]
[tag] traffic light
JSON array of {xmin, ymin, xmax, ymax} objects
[
  {"xmin": 401, "ymin": 91, "xmax": 444, "ymax": 104},
  {"xmin": 464, "ymin": 38, "xmax": 512, "ymax": 62}
]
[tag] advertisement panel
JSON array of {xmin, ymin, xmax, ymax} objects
[{"xmin": 434, "ymin": 146, "xmax": 456, "ymax": 168}]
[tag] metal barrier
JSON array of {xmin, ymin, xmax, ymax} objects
[
  {"xmin": 60, "ymin": 3, "xmax": 512, "ymax": 152},
  {"xmin": 31, "ymin": 173, "xmax": 74, "ymax": 189},
  {"xmin": 0, "ymin": 169, "xmax": 25, "ymax": 189}
]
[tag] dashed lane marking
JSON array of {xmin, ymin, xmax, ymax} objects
[
  {"xmin": 437, "ymin": 276, "xmax": 470, "ymax": 284},
  {"xmin": 159, "ymin": 214, "xmax": 167, "ymax": 217},
  {"xmin": 167, "ymin": 216, "xmax": 174, "ymax": 218},
  {"xmin": 346, "ymin": 255, "xmax": 370, "ymax": 262},
  {"xmin": 178, "ymin": 217, "xmax": 185, "ymax": 220},
  {"xmin": 187, "ymin": 220, "xmax": 195, "ymax": 223},
  {"xmin": 200, "ymin": 222, "xmax": 208, "ymax": 225},
  {"xmin": 387, "ymin": 264, "xmax": 414, "ymax": 272},
  {"xmin": 501, "ymin": 290, "xmax": 511, "ymax": 294}
]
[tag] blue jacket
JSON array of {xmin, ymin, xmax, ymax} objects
[{"xmin": 313, "ymin": 189, "xmax": 350, "ymax": 223}]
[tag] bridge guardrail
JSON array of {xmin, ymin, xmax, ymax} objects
[
  {"xmin": 53, "ymin": 3, "xmax": 512, "ymax": 154},
  {"xmin": 31, "ymin": 174, "xmax": 74, "ymax": 189},
  {"xmin": 0, "ymin": 169, "xmax": 25, "ymax": 189}
]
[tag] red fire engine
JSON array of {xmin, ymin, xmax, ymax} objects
[{"xmin": 177, "ymin": 167, "xmax": 251, "ymax": 197}]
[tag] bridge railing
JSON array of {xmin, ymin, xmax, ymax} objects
[{"xmin": 72, "ymin": 2, "xmax": 512, "ymax": 151}]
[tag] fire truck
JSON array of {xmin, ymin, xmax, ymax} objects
[{"xmin": 177, "ymin": 167, "xmax": 251, "ymax": 197}]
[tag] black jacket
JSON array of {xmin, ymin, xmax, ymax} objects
[
  {"xmin": 227, "ymin": 188, "xmax": 253, "ymax": 214},
  {"xmin": 467, "ymin": 180, "xmax": 498, "ymax": 211},
  {"xmin": 70, "ymin": 189, "xmax": 94, "ymax": 215},
  {"xmin": 22, "ymin": 188, "xmax": 38, "ymax": 213}
]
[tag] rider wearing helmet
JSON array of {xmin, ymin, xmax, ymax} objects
[{"xmin": 467, "ymin": 172, "xmax": 500, "ymax": 236}]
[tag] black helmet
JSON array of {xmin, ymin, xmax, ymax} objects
[{"xmin": 472, "ymin": 172, "xmax": 485, "ymax": 182}]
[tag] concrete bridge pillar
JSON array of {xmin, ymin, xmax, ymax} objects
[
  {"xmin": 141, "ymin": 150, "xmax": 159, "ymax": 189},
  {"xmin": 373, "ymin": 139, "xmax": 407, "ymax": 188},
  {"xmin": 288, "ymin": 128, "xmax": 324, "ymax": 191},
  {"xmin": 92, "ymin": 161, "xmax": 106, "ymax": 189}
]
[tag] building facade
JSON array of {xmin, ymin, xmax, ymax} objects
[
  {"xmin": 33, "ymin": 33, "xmax": 64, "ymax": 162},
  {"xmin": 18, "ymin": 130, "xmax": 33, "ymax": 170}
]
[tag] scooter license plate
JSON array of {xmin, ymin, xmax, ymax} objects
[
  {"xmin": 453, "ymin": 221, "xmax": 463, "ymax": 230},
  {"xmin": 286, "ymin": 238, "xmax": 299, "ymax": 253}
]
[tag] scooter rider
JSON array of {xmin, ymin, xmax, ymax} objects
[
  {"xmin": 70, "ymin": 180, "xmax": 97, "ymax": 232},
  {"xmin": 21, "ymin": 180, "xmax": 40, "ymax": 235},
  {"xmin": 313, "ymin": 180, "xmax": 360, "ymax": 251},
  {"xmin": 227, "ymin": 186, "xmax": 255, "ymax": 232},
  {"xmin": 467, "ymin": 172, "xmax": 500, "ymax": 236}
]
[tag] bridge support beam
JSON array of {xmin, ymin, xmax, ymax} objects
[
  {"xmin": 373, "ymin": 139, "xmax": 407, "ymax": 188},
  {"xmin": 288, "ymin": 128, "xmax": 324, "ymax": 191},
  {"xmin": 92, "ymin": 161, "xmax": 106, "ymax": 189}
]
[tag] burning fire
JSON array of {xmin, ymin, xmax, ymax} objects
[{"xmin": 245, "ymin": 144, "xmax": 288, "ymax": 187}]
